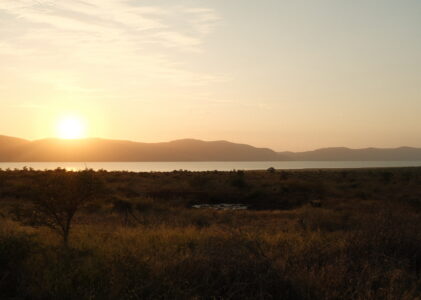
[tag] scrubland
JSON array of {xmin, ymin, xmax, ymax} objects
[{"xmin": 0, "ymin": 167, "xmax": 420, "ymax": 299}]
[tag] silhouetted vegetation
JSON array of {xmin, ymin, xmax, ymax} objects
[
  {"xmin": 0, "ymin": 167, "xmax": 420, "ymax": 299},
  {"xmin": 10, "ymin": 169, "xmax": 103, "ymax": 246}
]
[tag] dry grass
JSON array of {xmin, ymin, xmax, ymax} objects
[{"xmin": 0, "ymin": 168, "xmax": 420, "ymax": 299}]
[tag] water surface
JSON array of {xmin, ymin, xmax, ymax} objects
[{"xmin": 1, "ymin": 161, "xmax": 421, "ymax": 172}]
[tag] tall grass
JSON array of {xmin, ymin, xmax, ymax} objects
[{"xmin": 0, "ymin": 168, "xmax": 420, "ymax": 299}]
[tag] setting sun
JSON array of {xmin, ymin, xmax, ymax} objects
[{"xmin": 57, "ymin": 116, "xmax": 86, "ymax": 139}]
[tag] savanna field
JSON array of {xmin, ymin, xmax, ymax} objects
[{"xmin": 0, "ymin": 168, "xmax": 420, "ymax": 300}]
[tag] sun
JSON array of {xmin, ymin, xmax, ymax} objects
[{"xmin": 57, "ymin": 116, "xmax": 86, "ymax": 139}]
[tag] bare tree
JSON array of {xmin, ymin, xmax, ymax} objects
[
  {"xmin": 16, "ymin": 169, "xmax": 103, "ymax": 246},
  {"xmin": 112, "ymin": 198, "xmax": 141, "ymax": 226}
]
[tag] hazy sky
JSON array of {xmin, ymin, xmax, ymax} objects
[{"xmin": 1, "ymin": 0, "xmax": 421, "ymax": 151}]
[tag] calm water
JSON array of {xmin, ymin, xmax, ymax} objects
[{"xmin": 1, "ymin": 161, "xmax": 421, "ymax": 172}]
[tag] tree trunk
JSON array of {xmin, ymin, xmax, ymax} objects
[{"xmin": 63, "ymin": 228, "xmax": 69, "ymax": 247}]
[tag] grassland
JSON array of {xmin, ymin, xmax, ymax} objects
[{"xmin": 0, "ymin": 167, "xmax": 420, "ymax": 299}]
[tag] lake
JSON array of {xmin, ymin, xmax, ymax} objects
[{"xmin": 1, "ymin": 161, "xmax": 421, "ymax": 172}]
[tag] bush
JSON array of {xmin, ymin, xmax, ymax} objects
[{"xmin": 0, "ymin": 228, "xmax": 35, "ymax": 298}]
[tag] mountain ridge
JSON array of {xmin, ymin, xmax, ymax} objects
[
  {"xmin": 280, "ymin": 146, "xmax": 421, "ymax": 161},
  {"xmin": 0, "ymin": 135, "xmax": 283, "ymax": 162},
  {"xmin": 1, "ymin": 135, "xmax": 421, "ymax": 162}
]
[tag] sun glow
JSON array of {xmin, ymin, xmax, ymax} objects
[{"xmin": 57, "ymin": 116, "xmax": 86, "ymax": 139}]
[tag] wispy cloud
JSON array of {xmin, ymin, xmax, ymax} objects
[
  {"xmin": 8, "ymin": 102, "xmax": 49, "ymax": 110},
  {"xmin": 0, "ymin": 0, "xmax": 222, "ymax": 94},
  {"xmin": 184, "ymin": 8, "xmax": 220, "ymax": 35}
]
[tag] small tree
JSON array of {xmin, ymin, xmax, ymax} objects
[
  {"xmin": 112, "ymin": 198, "xmax": 140, "ymax": 226},
  {"xmin": 267, "ymin": 167, "xmax": 276, "ymax": 173},
  {"xmin": 17, "ymin": 169, "xmax": 102, "ymax": 246}
]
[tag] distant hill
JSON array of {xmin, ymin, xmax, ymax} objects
[
  {"xmin": 1, "ymin": 135, "xmax": 421, "ymax": 161},
  {"xmin": 0, "ymin": 135, "xmax": 283, "ymax": 162},
  {"xmin": 279, "ymin": 147, "xmax": 421, "ymax": 161}
]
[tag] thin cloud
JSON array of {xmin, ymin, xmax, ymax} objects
[
  {"xmin": 0, "ymin": 0, "xmax": 223, "ymax": 93},
  {"xmin": 183, "ymin": 8, "xmax": 220, "ymax": 34},
  {"xmin": 9, "ymin": 102, "xmax": 48, "ymax": 110}
]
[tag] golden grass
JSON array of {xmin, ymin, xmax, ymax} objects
[{"xmin": 0, "ymin": 168, "xmax": 420, "ymax": 299}]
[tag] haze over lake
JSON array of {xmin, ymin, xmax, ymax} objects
[{"xmin": 2, "ymin": 161, "xmax": 421, "ymax": 172}]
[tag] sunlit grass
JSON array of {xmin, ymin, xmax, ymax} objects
[{"xmin": 0, "ymin": 168, "xmax": 420, "ymax": 299}]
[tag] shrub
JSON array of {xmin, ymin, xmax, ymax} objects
[
  {"xmin": 14, "ymin": 169, "xmax": 103, "ymax": 246},
  {"xmin": 0, "ymin": 227, "xmax": 35, "ymax": 298}
]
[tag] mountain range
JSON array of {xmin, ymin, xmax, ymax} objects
[{"xmin": 1, "ymin": 135, "xmax": 421, "ymax": 162}]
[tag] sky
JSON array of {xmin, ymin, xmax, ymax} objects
[{"xmin": 1, "ymin": 0, "xmax": 421, "ymax": 151}]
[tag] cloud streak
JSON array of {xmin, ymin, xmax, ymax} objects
[{"xmin": 0, "ymin": 0, "xmax": 222, "ymax": 94}]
